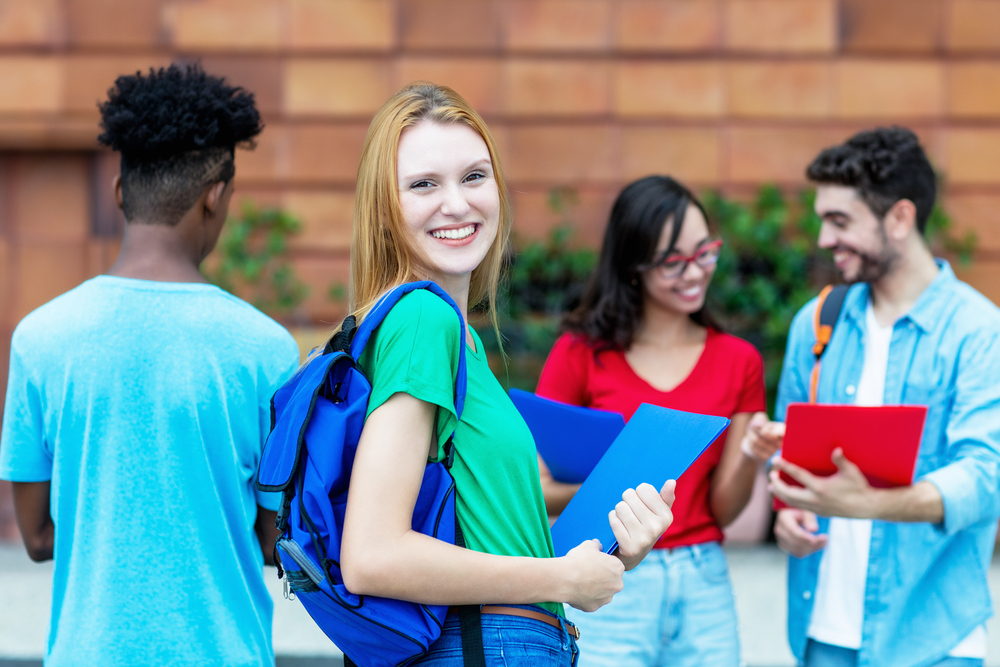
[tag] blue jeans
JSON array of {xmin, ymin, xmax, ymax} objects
[
  {"xmin": 412, "ymin": 604, "xmax": 579, "ymax": 666},
  {"xmin": 566, "ymin": 542, "xmax": 740, "ymax": 667},
  {"xmin": 805, "ymin": 640, "xmax": 984, "ymax": 667}
]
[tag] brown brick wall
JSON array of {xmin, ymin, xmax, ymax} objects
[
  {"xmin": 1, "ymin": 0, "xmax": 998, "ymax": 319},
  {"xmin": 1, "ymin": 0, "xmax": 1000, "ymax": 537}
]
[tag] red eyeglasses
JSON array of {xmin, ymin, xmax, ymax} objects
[{"xmin": 637, "ymin": 239, "xmax": 724, "ymax": 280}]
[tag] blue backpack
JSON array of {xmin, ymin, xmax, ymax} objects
[{"xmin": 256, "ymin": 282, "xmax": 483, "ymax": 667}]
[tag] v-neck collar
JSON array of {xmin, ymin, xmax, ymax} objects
[{"xmin": 617, "ymin": 328, "xmax": 716, "ymax": 395}]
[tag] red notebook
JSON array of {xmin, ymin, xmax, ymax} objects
[{"xmin": 773, "ymin": 403, "xmax": 928, "ymax": 510}]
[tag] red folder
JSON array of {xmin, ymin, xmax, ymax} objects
[{"xmin": 773, "ymin": 403, "xmax": 928, "ymax": 510}]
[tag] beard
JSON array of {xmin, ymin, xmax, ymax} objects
[
  {"xmin": 842, "ymin": 245, "xmax": 898, "ymax": 284},
  {"xmin": 836, "ymin": 224, "xmax": 900, "ymax": 285}
]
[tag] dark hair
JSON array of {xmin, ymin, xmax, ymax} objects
[
  {"xmin": 561, "ymin": 175, "xmax": 719, "ymax": 351},
  {"xmin": 97, "ymin": 63, "xmax": 264, "ymax": 226},
  {"xmin": 806, "ymin": 126, "xmax": 936, "ymax": 234}
]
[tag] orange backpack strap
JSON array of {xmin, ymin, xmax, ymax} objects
[{"xmin": 809, "ymin": 284, "xmax": 849, "ymax": 403}]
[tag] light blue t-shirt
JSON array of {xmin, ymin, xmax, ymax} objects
[{"xmin": 0, "ymin": 276, "xmax": 299, "ymax": 666}]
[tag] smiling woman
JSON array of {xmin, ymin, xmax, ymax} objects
[
  {"xmin": 535, "ymin": 175, "xmax": 774, "ymax": 667},
  {"xmin": 327, "ymin": 83, "xmax": 678, "ymax": 667}
]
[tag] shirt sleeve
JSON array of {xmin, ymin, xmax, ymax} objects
[
  {"xmin": 919, "ymin": 328, "xmax": 1000, "ymax": 536},
  {"xmin": 254, "ymin": 334, "xmax": 301, "ymax": 511},
  {"xmin": 0, "ymin": 329, "xmax": 53, "ymax": 482},
  {"xmin": 775, "ymin": 298, "xmax": 819, "ymax": 422},
  {"xmin": 361, "ymin": 291, "xmax": 464, "ymax": 461},
  {"xmin": 536, "ymin": 333, "xmax": 590, "ymax": 406}
]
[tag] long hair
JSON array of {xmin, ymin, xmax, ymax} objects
[
  {"xmin": 346, "ymin": 82, "xmax": 511, "ymax": 331},
  {"xmin": 561, "ymin": 175, "xmax": 719, "ymax": 351}
]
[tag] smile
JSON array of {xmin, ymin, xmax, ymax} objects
[
  {"xmin": 675, "ymin": 285, "xmax": 704, "ymax": 298},
  {"xmin": 431, "ymin": 224, "xmax": 477, "ymax": 240}
]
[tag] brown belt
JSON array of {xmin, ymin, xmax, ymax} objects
[{"xmin": 479, "ymin": 605, "xmax": 580, "ymax": 640}]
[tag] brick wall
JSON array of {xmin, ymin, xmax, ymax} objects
[{"xmin": 0, "ymin": 0, "xmax": 999, "ymax": 537}]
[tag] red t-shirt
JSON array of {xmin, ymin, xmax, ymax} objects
[{"xmin": 536, "ymin": 329, "xmax": 766, "ymax": 548}]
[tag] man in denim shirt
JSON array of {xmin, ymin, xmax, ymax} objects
[{"xmin": 751, "ymin": 127, "xmax": 1000, "ymax": 667}]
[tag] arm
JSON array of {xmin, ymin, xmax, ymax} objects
[
  {"xmin": 340, "ymin": 391, "xmax": 673, "ymax": 610},
  {"xmin": 255, "ymin": 507, "xmax": 280, "ymax": 566},
  {"xmin": 708, "ymin": 412, "xmax": 765, "ymax": 527},
  {"xmin": 340, "ymin": 392, "xmax": 623, "ymax": 610},
  {"xmin": 770, "ymin": 449, "xmax": 944, "ymax": 522},
  {"xmin": 537, "ymin": 454, "xmax": 580, "ymax": 516},
  {"xmin": 12, "ymin": 481, "xmax": 54, "ymax": 562},
  {"xmin": 918, "ymin": 330, "xmax": 1000, "ymax": 535},
  {"xmin": 774, "ymin": 302, "xmax": 819, "ymax": 421}
]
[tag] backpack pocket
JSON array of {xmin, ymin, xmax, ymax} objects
[{"xmin": 276, "ymin": 537, "xmax": 323, "ymax": 594}]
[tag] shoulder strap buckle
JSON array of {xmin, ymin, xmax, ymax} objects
[
  {"xmin": 326, "ymin": 316, "xmax": 357, "ymax": 355},
  {"xmin": 443, "ymin": 436, "xmax": 457, "ymax": 469}
]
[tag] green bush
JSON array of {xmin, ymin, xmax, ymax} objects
[
  {"xmin": 204, "ymin": 201, "xmax": 308, "ymax": 316},
  {"xmin": 704, "ymin": 186, "xmax": 833, "ymax": 411},
  {"xmin": 485, "ymin": 185, "xmax": 974, "ymax": 410}
]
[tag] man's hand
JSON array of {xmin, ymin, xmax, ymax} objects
[
  {"xmin": 741, "ymin": 415, "xmax": 784, "ymax": 462},
  {"xmin": 769, "ymin": 448, "xmax": 875, "ymax": 519},
  {"xmin": 609, "ymin": 480, "xmax": 675, "ymax": 571},
  {"xmin": 774, "ymin": 509, "xmax": 827, "ymax": 558}
]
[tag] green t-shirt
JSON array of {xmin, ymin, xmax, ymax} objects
[{"xmin": 359, "ymin": 290, "xmax": 561, "ymax": 615}]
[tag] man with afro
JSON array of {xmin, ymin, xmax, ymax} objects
[
  {"xmin": 0, "ymin": 64, "xmax": 299, "ymax": 666},
  {"xmin": 748, "ymin": 127, "xmax": 1000, "ymax": 667}
]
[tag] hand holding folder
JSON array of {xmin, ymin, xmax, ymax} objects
[
  {"xmin": 770, "ymin": 403, "xmax": 928, "ymax": 512},
  {"xmin": 549, "ymin": 404, "xmax": 730, "ymax": 557}
]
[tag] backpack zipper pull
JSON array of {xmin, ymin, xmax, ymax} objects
[{"xmin": 283, "ymin": 577, "xmax": 295, "ymax": 601}]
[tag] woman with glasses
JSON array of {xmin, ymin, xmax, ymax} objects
[{"xmin": 535, "ymin": 175, "xmax": 779, "ymax": 667}]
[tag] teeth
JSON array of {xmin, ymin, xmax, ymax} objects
[
  {"xmin": 677, "ymin": 286, "xmax": 702, "ymax": 297},
  {"xmin": 431, "ymin": 225, "xmax": 476, "ymax": 240}
]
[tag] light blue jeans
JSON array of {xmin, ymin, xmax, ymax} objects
[
  {"xmin": 566, "ymin": 542, "xmax": 740, "ymax": 667},
  {"xmin": 413, "ymin": 604, "xmax": 579, "ymax": 666},
  {"xmin": 804, "ymin": 640, "xmax": 984, "ymax": 667}
]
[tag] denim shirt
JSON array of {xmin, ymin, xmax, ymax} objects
[{"xmin": 775, "ymin": 261, "xmax": 1000, "ymax": 667}]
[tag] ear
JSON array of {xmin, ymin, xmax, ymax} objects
[
  {"xmin": 884, "ymin": 199, "xmax": 917, "ymax": 241},
  {"xmin": 203, "ymin": 180, "xmax": 228, "ymax": 217},
  {"xmin": 113, "ymin": 175, "xmax": 124, "ymax": 210}
]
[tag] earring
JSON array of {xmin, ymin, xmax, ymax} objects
[{"xmin": 631, "ymin": 277, "xmax": 638, "ymax": 286}]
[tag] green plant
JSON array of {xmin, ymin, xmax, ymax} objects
[
  {"xmin": 706, "ymin": 185, "xmax": 976, "ymax": 411},
  {"xmin": 474, "ymin": 188, "xmax": 597, "ymax": 389},
  {"xmin": 704, "ymin": 186, "xmax": 834, "ymax": 411},
  {"xmin": 205, "ymin": 202, "xmax": 308, "ymax": 315}
]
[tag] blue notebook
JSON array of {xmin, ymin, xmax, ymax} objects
[
  {"xmin": 549, "ymin": 404, "xmax": 731, "ymax": 557},
  {"xmin": 509, "ymin": 388, "xmax": 625, "ymax": 484}
]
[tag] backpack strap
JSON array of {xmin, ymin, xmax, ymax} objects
[
  {"xmin": 349, "ymin": 282, "xmax": 485, "ymax": 667},
  {"xmin": 349, "ymin": 281, "xmax": 468, "ymax": 419},
  {"xmin": 808, "ymin": 284, "xmax": 849, "ymax": 403}
]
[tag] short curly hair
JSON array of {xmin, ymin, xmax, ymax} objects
[
  {"xmin": 806, "ymin": 126, "xmax": 936, "ymax": 234},
  {"xmin": 98, "ymin": 63, "xmax": 263, "ymax": 225}
]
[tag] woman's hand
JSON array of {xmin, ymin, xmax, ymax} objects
[
  {"xmin": 561, "ymin": 539, "xmax": 625, "ymax": 612},
  {"xmin": 609, "ymin": 479, "xmax": 676, "ymax": 570},
  {"xmin": 740, "ymin": 413, "xmax": 784, "ymax": 463}
]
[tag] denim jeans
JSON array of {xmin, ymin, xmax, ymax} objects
[
  {"xmin": 805, "ymin": 640, "xmax": 984, "ymax": 667},
  {"xmin": 566, "ymin": 542, "xmax": 740, "ymax": 667},
  {"xmin": 411, "ymin": 604, "xmax": 579, "ymax": 666}
]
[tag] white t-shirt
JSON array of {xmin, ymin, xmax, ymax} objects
[{"xmin": 806, "ymin": 302, "xmax": 986, "ymax": 657}]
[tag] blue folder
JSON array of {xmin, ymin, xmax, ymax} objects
[
  {"xmin": 549, "ymin": 404, "xmax": 731, "ymax": 557},
  {"xmin": 509, "ymin": 388, "xmax": 625, "ymax": 484}
]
